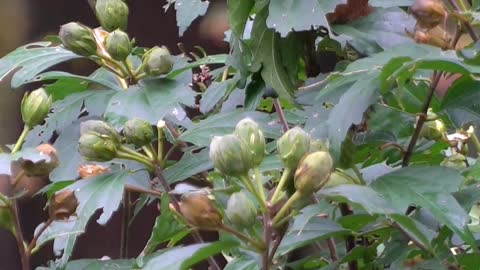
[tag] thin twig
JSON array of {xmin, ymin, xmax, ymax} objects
[
  {"xmin": 268, "ymin": 228, "xmax": 286, "ymax": 263},
  {"xmin": 339, "ymin": 203, "xmax": 358, "ymax": 270},
  {"xmin": 447, "ymin": 0, "xmax": 480, "ymax": 42},
  {"xmin": 11, "ymin": 201, "xmax": 29, "ymax": 270},
  {"xmin": 326, "ymin": 238, "xmax": 339, "ymax": 261},
  {"xmin": 262, "ymin": 204, "xmax": 272, "ymax": 270},
  {"xmin": 273, "ymin": 98, "xmax": 289, "ymax": 132},
  {"xmin": 153, "ymin": 165, "xmax": 221, "ymax": 270},
  {"xmin": 402, "ymin": 72, "xmax": 442, "ymax": 167},
  {"xmin": 120, "ymin": 191, "xmax": 131, "ymax": 258},
  {"xmin": 26, "ymin": 218, "xmax": 53, "ymax": 256}
]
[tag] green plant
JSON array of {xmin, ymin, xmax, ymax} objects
[{"xmin": 2, "ymin": 0, "xmax": 480, "ymax": 269}]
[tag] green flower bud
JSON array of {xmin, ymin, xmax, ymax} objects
[
  {"xmin": 234, "ymin": 118, "xmax": 265, "ymax": 167},
  {"xmin": 294, "ymin": 151, "xmax": 334, "ymax": 194},
  {"xmin": 419, "ymin": 119, "xmax": 446, "ymax": 141},
  {"xmin": 59, "ymin": 22, "xmax": 98, "ymax": 56},
  {"xmin": 78, "ymin": 133, "xmax": 118, "ymax": 162},
  {"xmin": 95, "ymin": 0, "xmax": 129, "ymax": 31},
  {"xmin": 143, "ymin": 46, "xmax": 174, "ymax": 76},
  {"xmin": 21, "ymin": 88, "xmax": 52, "ymax": 128},
  {"xmin": 440, "ymin": 153, "xmax": 467, "ymax": 170},
  {"xmin": 226, "ymin": 192, "xmax": 257, "ymax": 228},
  {"xmin": 123, "ymin": 118, "xmax": 154, "ymax": 147},
  {"xmin": 104, "ymin": 30, "xmax": 132, "ymax": 61},
  {"xmin": 277, "ymin": 127, "xmax": 311, "ymax": 170},
  {"xmin": 80, "ymin": 120, "xmax": 120, "ymax": 144},
  {"xmin": 178, "ymin": 193, "xmax": 223, "ymax": 230},
  {"xmin": 209, "ymin": 134, "xmax": 253, "ymax": 177}
]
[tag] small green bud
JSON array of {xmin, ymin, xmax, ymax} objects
[
  {"xmin": 234, "ymin": 118, "xmax": 265, "ymax": 167},
  {"xmin": 104, "ymin": 30, "xmax": 132, "ymax": 61},
  {"xmin": 294, "ymin": 151, "xmax": 334, "ymax": 194},
  {"xmin": 78, "ymin": 133, "xmax": 118, "ymax": 162},
  {"xmin": 59, "ymin": 22, "xmax": 98, "ymax": 56},
  {"xmin": 277, "ymin": 127, "xmax": 311, "ymax": 170},
  {"xmin": 143, "ymin": 46, "xmax": 174, "ymax": 76},
  {"xmin": 80, "ymin": 120, "xmax": 121, "ymax": 144},
  {"xmin": 95, "ymin": 0, "xmax": 129, "ymax": 31},
  {"xmin": 419, "ymin": 119, "xmax": 446, "ymax": 141},
  {"xmin": 209, "ymin": 134, "xmax": 253, "ymax": 177},
  {"xmin": 21, "ymin": 88, "xmax": 52, "ymax": 128},
  {"xmin": 440, "ymin": 153, "xmax": 467, "ymax": 170},
  {"xmin": 123, "ymin": 118, "xmax": 154, "ymax": 147},
  {"xmin": 226, "ymin": 192, "xmax": 257, "ymax": 228}
]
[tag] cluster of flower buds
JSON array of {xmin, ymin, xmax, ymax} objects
[
  {"xmin": 21, "ymin": 88, "xmax": 52, "ymax": 129},
  {"xmin": 78, "ymin": 118, "xmax": 156, "ymax": 164},
  {"xmin": 209, "ymin": 118, "xmax": 266, "ymax": 177}
]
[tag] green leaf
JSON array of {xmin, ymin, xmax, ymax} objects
[
  {"xmin": 332, "ymin": 8, "xmax": 415, "ymax": 55},
  {"xmin": 227, "ymin": 0, "xmax": 254, "ymax": 36},
  {"xmin": 105, "ymin": 77, "xmax": 195, "ymax": 127},
  {"xmin": 200, "ymin": 79, "xmax": 236, "ymax": 114},
  {"xmin": 64, "ymin": 259, "xmax": 133, "ymax": 270},
  {"xmin": 168, "ymin": 54, "xmax": 228, "ymax": 79},
  {"xmin": 277, "ymin": 218, "xmax": 351, "ymax": 255},
  {"xmin": 136, "ymin": 194, "xmax": 187, "ymax": 267},
  {"xmin": 441, "ymin": 76, "xmax": 480, "ymax": 127},
  {"xmin": 389, "ymin": 214, "xmax": 434, "ymax": 252},
  {"xmin": 250, "ymin": 8, "xmax": 296, "ymax": 102},
  {"xmin": 0, "ymin": 42, "xmax": 80, "ymax": 88},
  {"xmin": 319, "ymin": 184, "xmax": 398, "ymax": 215},
  {"xmin": 164, "ymin": 149, "xmax": 213, "ymax": 184},
  {"xmin": 224, "ymin": 256, "xmax": 259, "ymax": 270},
  {"xmin": 179, "ymin": 110, "xmax": 283, "ymax": 147},
  {"xmin": 56, "ymin": 169, "xmax": 127, "ymax": 265},
  {"xmin": 326, "ymin": 72, "xmax": 379, "ymax": 160},
  {"xmin": 173, "ymin": 0, "xmax": 209, "ymax": 36},
  {"xmin": 266, "ymin": 0, "xmax": 333, "ymax": 37},
  {"xmin": 143, "ymin": 241, "xmax": 239, "ymax": 270}
]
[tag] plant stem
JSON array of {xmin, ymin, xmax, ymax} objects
[
  {"xmin": 339, "ymin": 203, "xmax": 358, "ymax": 270},
  {"xmin": 116, "ymin": 150, "xmax": 153, "ymax": 171},
  {"xmin": 270, "ymin": 168, "xmax": 292, "ymax": 204},
  {"xmin": 326, "ymin": 238, "xmax": 339, "ymax": 261},
  {"xmin": 262, "ymin": 208, "xmax": 272, "ymax": 270},
  {"xmin": 273, "ymin": 98, "xmax": 289, "ymax": 132},
  {"xmin": 268, "ymin": 227, "xmax": 287, "ymax": 262},
  {"xmin": 125, "ymin": 184, "xmax": 161, "ymax": 197},
  {"xmin": 27, "ymin": 218, "xmax": 53, "ymax": 256},
  {"xmin": 239, "ymin": 175, "xmax": 267, "ymax": 211},
  {"xmin": 12, "ymin": 170, "xmax": 25, "ymax": 188},
  {"xmin": 157, "ymin": 121, "xmax": 165, "ymax": 164},
  {"xmin": 254, "ymin": 167, "xmax": 266, "ymax": 204},
  {"xmin": 402, "ymin": 72, "xmax": 442, "ymax": 167},
  {"xmin": 220, "ymin": 225, "xmax": 265, "ymax": 252},
  {"xmin": 11, "ymin": 125, "xmax": 30, "ymax": 154},
  {"xmin": 11, "ymin": 201, "xmax": 29, "ymax": 270},
  {"xmin": 272, "ymin": 191, "xmax": 302, "ymax": 227},
  {"xmin": 351, "ymin": 164, "xmax": 366, "ymax": 185},
  {"xmin": 153, "ymin": 165, "xmax": 221, "ymax": 270},
  {"xmin": 120, "ymin": 191, "xmax": 131, "ymax": 258},
  {"xmin": 447, "ymin": 0, "xmax": 480, "ymax": 42},
  {"xmin": 122, "ymin": 59, "xmax": 137, "ymax": 84}
]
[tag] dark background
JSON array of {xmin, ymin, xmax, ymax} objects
[{"xmin": 0, "ymin": 0, "xmax": 228, "ymax": 269}]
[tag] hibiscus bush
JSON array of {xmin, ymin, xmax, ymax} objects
[{"xmin": 2, "ymin": 0, "xmax": 480, "ymax": 269}]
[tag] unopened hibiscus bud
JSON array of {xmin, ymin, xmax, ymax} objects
[
  {"xmin": 226, "ymin": 192, "xmax": 257, "ymax": 228},
  {"xmin": 104, "ymin": 29, "xmax": 132, "ymax": 61},
  {"xmin": 95, "ymin": 0, "xmax": 129, "ymax": 31},
  {"xmin": 59, "ymin": 22, "xmax": 98, "ymax": 56},
  {"xmin": 277, "ymin": 127, "xmax": 311, "ymax": 170},
  {"xmin": 179, "ymin": 193, "xmax": 223, "ymax": 230},
  {"xmin": 410, "ymin": 0, "xmax": 447, "ymax": 30},
  {"xmin": 294, "ymin": 151, "xmax": 334, "ymax": 194},
  {"xmin": 209, "ymin": 134, "xmax": 253, "ymax": 177},
  {"xmin": 234, "ymin": 118, "xmax": 265, "ymax": 167},
  {"xmin": 80, "ymin": 120, "xmax": 120, "ymax": 144},
  {"xmin": 78, "ymin": 133, "xmax": 118, "ymax": 162},
  {"xmin": 440, "ymin": 153, "xmax": 467, "ymax": 170},
  {"xmin": 78, "ymin": 164, "xmax": 110, "ymax": 179},
  {"xmin": 143, "ymin": 46, "xmax": 174, "ymax": 76},
  {"xmin": 123, "ymin": 118, "xmax": 154, "ymax": 147},
  {"xmin": 21, "ymin": 88, "xmax": 52, "ymax": 128},
  {"xmin": 418, "ymin": 111, "xmax": 446, "ymax": 141},
  {"xmin": 49, "ymin": 189, "xmax": 78, "ymax": 220}
]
